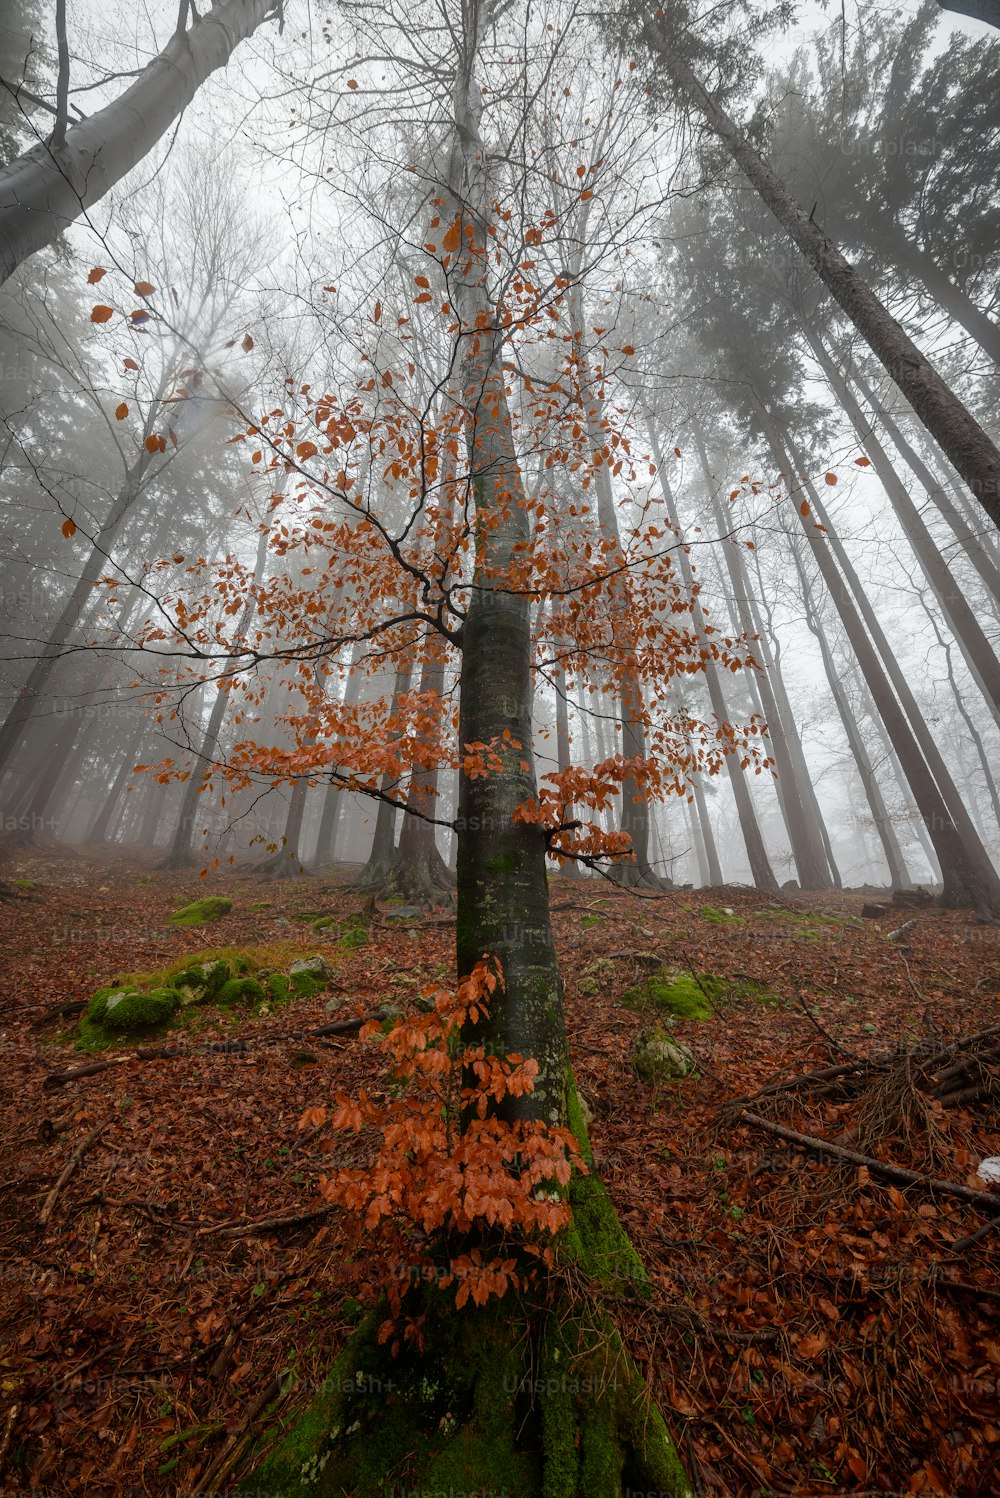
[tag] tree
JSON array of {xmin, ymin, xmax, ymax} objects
[
  {"xmin": 636, "ymin": 3, "xmax": 1000, "ymax": 529},
  {"xmin": 0, "ymin": 0, "xmax": 280, "ymax": 283}
]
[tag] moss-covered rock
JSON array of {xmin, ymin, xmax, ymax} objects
[
  {"xmin": 169, "ymin": 897, "xmax": 232, "ymax": 927},
  {"xmin": 621, "ymin": 967, "xmax": 718, "ymax": 1020},
  {"xmin": 102, "ymin": 987, "xmax": 181, "ymax": 1032},
  {"xmin": 632, "ymin": 1028, "xmax": 696, "ymax": 1083},
  {"xmin": 174, "ymin": 958, "xmax": 231, "ymax": 1004},
  {"xmin": 216, "ymin": 976, "xmax": 266, "ymax": 1008}
]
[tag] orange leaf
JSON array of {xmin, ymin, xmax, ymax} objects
[
  {"xmin": 799, "ymin": 500, "xmax": 810, "ymax": 516},
  {"xmin": 296, "ymin": 440, "xmax": 318, "ymax": 460},
  {"xmin": 855, "ymin": 455, "xmax": 871, "ymax": 467},
  {"xmin": 123, "ymin": 357, "xmax": 139, "ymax": 371},
  {"xmin": 824, "ymin": 471, "xmax": 837, "ymax": 485},
  {"xmin": 87, "ymin": 267, "xmax": 107, "ymax": 284},
  {"xmin": 115, "ymin": 402, "xmax": 128, "ymax": 421},
  {"xmin": 61, "ymin": 518, "xmax": 77, "ymax": 539},
  {"xmin": 373, "ymin": 300, "xmax": 382, "ymax": 322},
  {"xmin": 242, "ymin": 333, "xmax": 254, "ymax": 352},
  {"xmin": 442, "ymin": 218, "xmax": 462, "ymax": 253},
  {"xmin": 347, "ymin": 78, "xmax": 359, "ymax": 88},
  {"xmin": 134, "ymin": 280, "xmax": 156, "ymax": 296},
  {"xmin": 91, "ymin": 305, "xmax": 114, "ymax": 323},
  {"xmin": 621, "ymin": 344, "xmax": 634, "ymax": 356},
  {"xmin": 580, "ymin": 189, "xmax": 593, "ymax": 200}
]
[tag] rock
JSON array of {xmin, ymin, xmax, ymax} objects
[
  {"xmin": 324, "ymin": 996, "xmax": 345, "ymax": 1013},
  {"xmin": 781, "ymin": 879, "xmax": 800, "ymax": 891},
  {"xmin": 861, "ymin": 903, "xmax": 890, "ymax": 919},
  {"xmin": 290, "ymin": 955, "xmax": 331, "ymax": 980},
  {"xmin": 632, "ymin": 1028, "xmax": 695, "ymax": 1083},
  {"xmin": 385, "ymin": 905, "xmax": 424, "ymax": 921}
]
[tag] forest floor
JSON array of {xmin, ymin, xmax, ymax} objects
[{"xmin": 0, "ymin": 846, "xmax": 998, "ymax": 1497}]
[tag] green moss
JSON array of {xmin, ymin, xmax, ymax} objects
[
  {"xmin": 216, "ymin": 977, "xmax": 266, "ymax": 1008},
  {"xmin": 102, "ymin": 987, "xmax": 181, "ymax": 1032},
  {"xmin": 338, "ymin": 926, "xmax": 369, "ymax": 950},
  {"xmin": 700, "ymin": 903, "xmax": 741, "ymax": 925},
  {"xmin": 12, "ymin": 878, "xmax": 34, "ymax": 889},
  {"xmin": 249, "ymin": 900, "xmax": 273, "ymax": 911},
  {"xmin": 169, "ymin": 897, "xmax": 232, "ymax": 927},
  {"xmin": 267, "ymin": 973, "xmax": 291, "ymax": 1003},
  {"xmin": 290, "ymin": 971, "xmax": 323, "ymax": 998},
  {"xmin": 621, "ymin": 968, "xmax": 718, "ymax": 1021}
]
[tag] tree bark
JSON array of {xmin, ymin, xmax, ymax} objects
[
  {"xmin": 0, "ymin": 0, "xmax": 278, "ymax": 283},
  {"xmin": 643, "ymin": 20, "xmax": 1000, "ymax": 528}
]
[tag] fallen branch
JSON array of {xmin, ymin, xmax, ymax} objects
[
  {"xmin": 738, "ymin": 1110, "xmax": 1000, "ymax": 1213},
  {"xmin": 190, "ymin": 1373, "xmax": 286, "ymax": 1496},
  {"xmin": 38, "ymin": 1120, "xmax": 112, "ymax": 1226},
  {"xmin": 197, "ymin": 1202, "xmax": 339, "ymax": 1239}
]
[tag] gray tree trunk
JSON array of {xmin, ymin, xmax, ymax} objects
[{"xmin": 0, "ymin": 0, "xmax": 278, "ymax": 283}]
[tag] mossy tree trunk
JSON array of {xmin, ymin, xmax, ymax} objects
[{"xmin": 237, "ymin": 31, "xmax": 692, "ymax": 1498}]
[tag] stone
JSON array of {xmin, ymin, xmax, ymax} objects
[
  {"xmin": 385, "ymin": 905, "xmax": 424, "ymax": 921},
  {"xmin": 632, "ymin": 1028, "xmax": 695, "ymax": 1083},
  {"xmin": 290, "ymin": 955, "xmax": 331, "ymax": 980}
]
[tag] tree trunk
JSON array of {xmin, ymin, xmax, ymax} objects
[
  {"xmin": 772, "ymin": 427, "xmax": 1000, "ymax": 912},
  {"xmin": 789, "ymin": 538, "xmax": 913, "ymax": 890},
  {"xmin": 696, "ymin": 426, "xmax": 832, "ymax": 887},
  {"xmin": 806, "ymin": 327, "xmax": 1000, "ymax": 727},
  {"xmin": 0, "ymin": 0, "xmax": 277, "ymax": 283},
  {"xmin": 890, "ymin": 228, "xmax": 1000, "ymax": 368},
  {"xmin": 784, "ymin": 429, "xmax": 1000, "ymax": 885},
  {"xmin": 652, "ymin": 441, "xmax": 778, "ymax": 892},
  {"xmin": 849, "ymin": 365, "xmax": 1000, "ymax": 609},
  {"xmin": 87, "ymin": 726, "xmax": 145, "ymax": 842},
  {"xmin": 643, "ymin": 20, "xmax": 1000, "ymax": 528}
]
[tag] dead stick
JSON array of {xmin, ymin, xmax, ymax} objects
[
  {"xmin": 738, "ymin": 1111, "xmax": 1000, "ymax": 1213},
  {"xmin": 198, "ymin": 1203, "xmax": 339, "ymax": 1239},
  {"xmin": 39, "ymin": 1120, "xmax": 111, "ymax": 1226},
  {"xmin": 190, "ymin": 1374, "xmax": 284, "ymax": 1496}
]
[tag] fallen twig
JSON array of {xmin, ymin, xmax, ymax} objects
[
  {"xmin": 198, "ymin": 1202, "xmax": 339, "ymax": 1239},
  {"xmin": 39, "ymin": 1120, "xmax": 112, "ymax": 1226},
  {"xmin": 738, "ymin": 1110, "xmax": 1000, "ymax": 1213}
]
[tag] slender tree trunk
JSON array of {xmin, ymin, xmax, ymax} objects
[
  {"xmin": 87, "ymin": 726, "xmax": 145, "ymax": 842},
  {"xmin": 790, "ymin": 539, "xmax": 913, "ymax": 889},
  {"xmin": 784, "ymin": 429, "xmax": 1000, "ymax": 882},
  {"xmin": 696, "ymin": 426, "xmax": 832, "ymax": 887},
  {"xmin": 0, "ymin": 0, "xmax": 277, "ymax": 283},
  {"xmin": 643, "ymin": 20, "xmax": 1000, "ymax": 527},
  {"xmin": 889, "ymin": 228, "xmax": 1000, "ymax": 368},
  {"xmin": 806, "ymin": 327, "xmax": 1000, "ymax": 727},
  {"xmin": 772, "ymin": 427, "xmax": 1000, "ymax": 912},
  {"xmin": 652, "ymin": 442, "xmax": 778, "ymax": 891},
  {"xmin": 849, "ymin": 365, "xmax": 1000, "ymax": 608},
  {"xmin": 918, "ymin": 591, "xmax": 1000, "ymax": 841},
  {"xmin": 745, "ymin": 560, "xmax": 842, "ymax": 887}
]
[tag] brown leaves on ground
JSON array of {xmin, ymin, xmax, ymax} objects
[{"xmin": 0, "ymin": 851, "xmax": 998, "ymax": 1494}]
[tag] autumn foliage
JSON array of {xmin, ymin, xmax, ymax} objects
[{"xmin": 298, "ymin": 959, "xmax": 584, "ymax": 1349}]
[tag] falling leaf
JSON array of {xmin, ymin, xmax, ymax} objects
[
  {"xmin": 61, "ymin": 517, "xmax": 76, "ymax": 538},
  {"xmin": 242, "ymin": 333, "xmax": 254, "ymax": 352},
  {"xmin": 91, "ymin": 305, "xmax": 114, "ymax": 323},
  {"xmin": 87, "ymin": 267, "xmax": 107, "ymax": 284},
  {"xmin": 134, "ymin": 280, "xmax": 156, "ymax": 297},
  {"xmin": 115, "ymin": 402, "xmax": 128, "ymax": 421}
]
